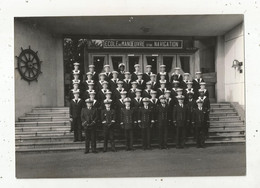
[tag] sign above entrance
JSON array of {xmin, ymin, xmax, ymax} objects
[{"xmin": 88, "ymin": 39, "xmax": 183, "ymax": 49}]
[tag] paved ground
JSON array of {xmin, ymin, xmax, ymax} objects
[{"xmin": 16, "ymin": 144, "xmax": 246, "ymax": 178}]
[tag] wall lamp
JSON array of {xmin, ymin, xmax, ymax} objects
[{"xmin": 232, "ymin": 59, "xmax": 243, "ymax": 73}]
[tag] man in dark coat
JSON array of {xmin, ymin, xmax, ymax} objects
[
  {"xmin": 192, "ymin": 99, "xmax": 208, "ymax": 148},
  {"xmin": 138, "ymin": 98, "xmax": 155, "ymax": 150},
  {"xmin": 172, "ymin": 95, "xmax": 190, "ymax": 149},
  {"xmin": 150, "ymin": 73, "xmax": 158, "ymax": 91},
  {"xmin": 109, "ymin": 71, "xmax": 119, "ymax": 92},
  {"xmin": 199, "ymin": 82, "xmax": 209, "ymax": 98},
  {"xmin": 128, "ymin": 81, "xmax": 138, "ymax": 99},
  {"xmin": 174, "ymin": 67, "xmax": 183, "ymax": 82},
  {"xmin": 89, "ymin": 64, "xmax": 99, "ymax": 83},
  {"xmin": 131, "ymin": 64, "xmax": 140, "ymax": 82},
  {"xmin": 143, "ymin": 65, "xmax": 152, "ymax": 83},
  {"xmin": 123, "ymin": 72, "xmax": 132, "ymax": 92},
  {"xmin": 185, "ymin": 91, "xmax": 197, "ymax": 137},
  {"xmin": 82, "ymin": 82, "xmax": 96, "ymax": 101},
  {"xmin": 101, "ymin": 99, "xmax": 116, "ymax": 152},
  {"xmin": 69, "ymin": 90, "xmax": 84, "ymax": 142},
  {"xmin": 81, "ymin": 99, "xmax": 98, "ymax": 154},
  {"xmin": 142, "ymin": 81, "xmax": 152, "ymax": 99},
  {"xmin": 120, "ymin": 98, "xmax": 137, "ymax": 151},
  {"xmin": 136, "ymin": 73, "xmax": 145, "ymax": 90},
  {"xmin": 156, "ymin": 95, "xmax": 170, "ymax": 149},
  {"xmin": 180, "ymin": 73, "xmax": 190, "ymax": 89},
  {"xmin": 104, "ymin": 64, "xmax": 113, "ymax": 82},
  {"xmin": 113, "ymin": 80, "xmax": 125, "ymax": 101},
  {"xmin": 157, "ymin": 64, "xmax": 169, "ymax": 83},
  {"xmin": 118, "ymin": 63, "xmax": 126, "ymax": 80},
  {"xmin": 193, "ymin": 71, "xmax": 205, "ymax": 93},
  {"xmin": 97, "ymin": 81, "xmax": 109, "ymax": 102},
  {"xmin": 156, "ymin": 80, "xmax": 167, "ymax": 98}
]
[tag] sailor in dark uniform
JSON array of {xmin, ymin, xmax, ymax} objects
[
  {"xmin": 116, "ymin": 91, "xmax": 127, "ymax": 124},
  {"xmin": 113, "ymin": 80, "xmax": 125, "ymax": 101},
  {"xmin": 100, "ymin": 91, "xmax": 115, "ymax": 110},
  {"xmin": 174, "ymin": 67, "xmax": 183, "ymax": 82},
  {"xmin": 172, "ymin": 95, "xmax": 190, "ymax": 149},
  {"xmin": 192, "ymin": 99, "xmax": 208, "ymax": 148},
  {"xmin": 185, "ymin": 91, "xmax": 197, "ymax": 137},
  {"xmin": 150, "ymin": 73, "xmax": 158, "ymax": 91},
  {"xmin": 138, "ymin": 97, "xmax": 155, "ymax": 150},
  {"xmin": 82, "ymin": 82, "xmax": 96, "ymax": 101},
  {"xmin": 170, "ymin": 80, "xmax": 179, "ymax": 100},
  {"xmin": 123, "ymin": 72, "xmax": 132, "ymax": 92},
  {"xmin": 136, "ymin": 72, "xmax": 145, "ymax": 90},
  {"xmin": 81, "ymin": 99, "xmax": 98, "ymax": 154},
  {"xmin": 97, "ymin": 81, "xmax": 110, "ymax": 102},
  {"xmin": 170, "ymin": 72, "xmax": 179, "ymax": 83},
  {"xmin": 128, "ymin": 81, "xmax": 138, "ymax": 99},
  {"xmin": 96, "ymin": 73, "xmax": 106, "ymax": 92},
  {"xmin": 157, "ymin": 80, "xmax": 167, "ymax": 98},
  {"xmin": 109, "ymin": 71, "xmax": 119, "ymax": 92},
  {"xmin": 118, "ymin": 63, "xmax": 126, "ymax": 80},
  {"xmin": 69, "ymin": 80, "xmax": 80, "ymax": 101},
  {"xmin": 157, "ymin": 64, "xmax": 169, "ymax": 83},
  {"xmin": 89, "ymin": 64, "xmax": 98, "ymax": 83},
  {"xmin": 142, "ymin": 81, "xmax": 152, "ymax": 98},
  {"xmin": 183, "ymin": 81, "xmax": 196, "ymax": 100},
  {"xmin": 101, "ymin": 99, "xmax": 116, "ymax": 152},
  {"xmin": 143, "ymin": 65, "xmax": 152, "ymax": 83},
  {"xmin": 180, "ymin": 73, "xmax": 190, "ymax": 89},
  {"xmin": 70, "ymin": 90, "xmax": 84, "ymax": 142},
  {"xmin": 193, "ymin": 71, "xmax": 204, "ymax": 93},
  {"xmin": 84, "ymin": 72, "xmax": 94, "ymax": 91},
  {"xmin": 131, "ymin": 64, "xmax": 140, "ymax": 82},
  {"xmin": 104, "ymin": 64, "xmax": 113, "ymax": 81},
  {"xmin": 120, "ymin": 97, "xmax": 137, "ymax": 151},
  {"xmin": 199, "ymin": 82, "xmax": 209, "ymax": 98}
]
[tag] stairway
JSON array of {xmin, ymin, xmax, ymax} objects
[{"xmin": 15, "ymin": 103, "xmax": 245, "ymax": 152}]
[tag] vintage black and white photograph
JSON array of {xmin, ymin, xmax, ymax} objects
[{"xmin": 13, "ymin": 14, "xmax": 246, "ymax": 178}]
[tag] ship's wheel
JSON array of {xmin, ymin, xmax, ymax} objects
[{"xmin": 16, "ymin": 46, "xmax": 42, "ymax": 84}]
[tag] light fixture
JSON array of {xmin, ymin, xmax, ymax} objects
[{"xmin": 232, "ymin": 59, "xmax": 243, "ymax": 73}]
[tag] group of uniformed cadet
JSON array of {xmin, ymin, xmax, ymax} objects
[{"xmin": 69, "ymin": 62, "xmax": 211, "ymax": 154}]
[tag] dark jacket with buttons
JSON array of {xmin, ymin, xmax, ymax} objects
[
  {"xmin": 70, "ymin": 99, "xmax": 84, "ymax": 119},
  {"xmin": 172, "ymin": 104, "xmax": 190, "ymax": 127},
  {"xmin": 138, "ymin": 107, "xmax": 154, "ymax": 128},
  {"xmin": 81, "ymin": 107, "xmax": 98, "ymax": 128},
  {"xmin": 156, "ymin": 104, "xmax": 170, "ymax": 127},
  {"xmin": 120, "ymin": 108, "xmax": 136, "ymax": 129},
  {"xmin": 192, "ymin": 107, "xmax": 207, "ymax": 127}
]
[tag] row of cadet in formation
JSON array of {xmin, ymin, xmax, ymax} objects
[{"xmin": 69, "ymin": 62, "xmax": 210, "ymax": 154}]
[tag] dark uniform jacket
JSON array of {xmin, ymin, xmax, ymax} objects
[
  {"xmin": 131, "ymin": 72, "xmax": 139, "ymax": 82},
  {"xmin": 120, "ymin": 108, "xmax": 136, "ymax": 129},
  {"xmin": 155, "ymin": 104, "xmax": 170, "ymax": 127},
  {"xmin": 91, "ymin": 72, "xmax": 99, "ymax": 83},
  {"xmin": 70, "ymin": 98, "xmax": 84, "ymax": 119},
  {"xmin": 185, "ymin": 98, "xmax": 197, "ymax": 119},
  {"xmin": 172, "ymin": 104, "xmax": 190, "ymax": 127},
  {"xmin": 156, "ymin": 88, "xmax": 167, "ymax": 98},
  {"xmin": 132, "ymin": 97, "xmax": 143, "ymax": 110},
  {"xmin": 198, "ymin": 96, "xmax": 210, "ymax": 112},
  {"xmin": 128, "ymin": 88, "xmax": 137, "ymax": 99},
  {"xmin": 192, "ymin": 107, "xmax": 207, "ymax": 127},
  {"xmin": 142, "ymin": 72, "xmax": 152, "ymax": 83},
  {"xmin": 97, "ymin": 89, "xmax": 109, "ymax": 102},
  {"xmin": 109, "ymin": 78, "xmax": 119, "ymax": 92},
  {"xmin": 96, "ymin": 80, "xmax": 105, "ymax": 92},
  {"xmin": 101, "ymin": 109, "xmax": 116, "ymax": 127},
  {"xmin": 82, "ymin": 89, "xmax": 96, "ymax": 100},
  {"xmin": 165, "ymin": 98, "xmax": 174, "ymax": 122},
  {"xmin": 170, "ymin": 74, "xmax": 183, "ymax": 83},
  {"xmin": 136, "ymin": 79, "xmax": 146, "ymax": 90},
  {"xmin": 104, "ymin": 72, "xmax": 113, "ymax": 82},
  {"xmin": 81, "ymin": 107, "xmax": 98, "ymax": 128},
  {"xmin": 183, "ymin": 88, "xmax": 196, "ymax": 100},
  {"xmin": 180, "ymin": 80, "xmax": 189, "ymax": 89},
  {"xmin": 118, "ymin": 71, "xmax": 125, "ymax": 80},
  {"xmin": 170, "ymin": 88, "xmax": 178, "ymax": 99},
  {"xmin": 149, "ymin": 98, "xmax": 160, "ymax": 110},
  {"xmin": 113, "ymin": 88, "xmax": 125, "ymax": 101},
  {"xmin": 150, "ymin": 81, "xmax": 158, "ymax": 91},
  {"xmin": 201, "ymin": 89, "xmax": 209, "ymax": 98},
  {"xmin": 142, "ymin": 89, "xmax": 152, "ymax": 99},
  {"xmin": 138, "ymin": 107, "xmax": 154, "ymax": 128},
  {"xmin": 123, "ymin": 79, "xmax": 132, "ymax": 92},
  {"xmin": 100, "ymin": 99, "xmax": 115, "ymax": 110},
  {"xmin": 193, "ymin": 78, "xmax": 204, "ymax": 92}
]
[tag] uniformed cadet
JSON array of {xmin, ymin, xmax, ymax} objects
[
  {"xmin": 158, "ymin": 72, "xmax": 170, "ymax": 89},
  {"xmin": 157, "ymin": 64, "xmax": 169, "ymax": 83},
  {"xmin": 157, "ymin": 80, "xmax": 167, "ymax": 98},
  {"xmin": 180, "ymin": 73, "xmax": 190, "ymax": 89},
  {"xmin": 172, "ymin": 88, "xmax": 184, "ymax": 105},
  {"xmin": 150, "ymin": 73, "xmax": 158, "ymax": 91},
  {"xmin": 172, "ymin": 95, "xmax": 189, "ymax": 149},
  {"xmin": 199, "ymin": 82, "xmax": 209, "ymax": 98},
  {"xmin": 143, "ymin": 65, "xmax": 152, "ymax": 83},
  {"xmin": 198, "ymin": 89, "xmax": 211, "ymax": 137},
  {"xmin": 131, "ymin": 64, "xmax": 140, "ymax": 82},
  {"xmin": 82, "ymin": 82, "xmax": 96, "ymax": 101},
  {"xmin": 109, "ymin": 71, "xmax": 119, "ymax": 92},
  {"xmin": 123, "ymin": 72, "xmax": 132, "ymax": 92},
  {"xmin": 97, "ymin": 81, "xmax": 110, "ymax": 102},
  {"xmin": 101, "ymin": 99, "xmax": 116, "ymax": 152},
  {"xmin": 104, "ymin": 64, "xmax": 113, "ymax": 81},
  {"xmin": 70, "ymin": 90, "xmax": 84, "ymax": 141},
  {"xmin": 69, "ymin": 80, "xmax": 80, "ymax": 101},
  {"xmin": 89, "ymin": 64, "xmax": 98, "ymax": 83},
  {"xmin": 113, "ymin": 80, "xmax": 125, "ymax": 101},
  {"xmin": 120, "ymin": 98, "xmax": 137, "ymax": 151},
  {"xmin": 149, "ymin": 90, "xmax": 160, "ymax": 110},
  {"xmin": 183, "ymin": 81, "xmax": 196, "ymax": 100},
  {"xmin": 192, "ymin": 99, "xmax": 207, "ymax": 148},
  {"xmin": 138, "ymin": 98, "xmax": 155, "ymax": 150},
  {"xmin": 128, "ymin": 81, "xmax": 138, "ymax": 99},
  {"xmin": 156, "ymin": 95, "xmax": 170, "ymax": 149},
  {"xmin": 97, "ymin": 73, "xmax": 106, "ymax": 92},
  {"xmin": 170, "ymin": 80, "xmax": 179, "ymax": 100},
  {"xmin": 136, "ymin": 72, "xmax": 145, "ymax": 90},
  {"xmin": 100, "ymin": 91, "xmax": 115, "ymax": 110},
  {"xmin": 142, "ymin": 81, "xmax": 152, "ymax": 98},
  {"xmin": 132, "ymin": 89, "xmax": 143, "ymax": 111},
  {"xmin": 185, "ymin": 91, "xmax": 197, "ymax": 137},
  {"xmin": 165, "ymin": 90, "xmax": 174, "ymax": 126},
  {"xmin": 89, "ymin": 91, "xmax": 100, "ymax": 109},
  {"xmin": 73, "ymin": 62, "xmax": 82, "ymax": 82},
  {"xmin": 170, "ymin": 72, "xmax": 179, "ymax": 83},
  {"xmin": 117, "ymin": 91, "xmax": 127, "ymax": 110},
  {"xmin": 72, "ymin": 70, "xmax": 83, "ymax": 92},
  {"xmin": 81, "ymin": 99, "xmax": 98, "ymax": 154},
  {"xmin": 73, "ymin": 62, "xmax": 80, "ymax": 71},
  {"xmin": 118, "ymin": 63, "xmax": 126, "ymax": 80},
  {"xmin": 174, "ymin": 67, "xmax": 183, "ymax": 82},
  {"xmin": 193, "ymin": 72, "xmax": 204, "ymax": 93}
]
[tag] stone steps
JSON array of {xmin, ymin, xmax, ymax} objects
[{"xmin": 15, "ymin": 103, "xmax": 245, "ymax": 152}]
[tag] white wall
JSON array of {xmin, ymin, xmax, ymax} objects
[
  {"xmin": 224, "ymin": 23, "xmax": 245, "ymax": 107},
  {"xmin": 15, "ymin": 20, "xmax": 64, "ymax": 120}
]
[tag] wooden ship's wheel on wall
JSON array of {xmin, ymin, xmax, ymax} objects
[{"xmin": 16, "ymin": 46, "xmax": 42, "ymax": 84}]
